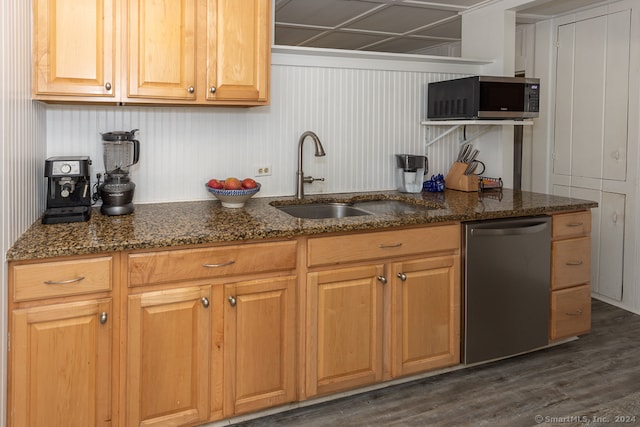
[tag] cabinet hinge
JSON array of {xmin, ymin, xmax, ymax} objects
[
  {"xmin": 7, "ymin": 332, "xmax": 10, "ymax": 353},
  {"xmin": 555, "ymin": 41, "xmax": 561, "ymax": 48}
]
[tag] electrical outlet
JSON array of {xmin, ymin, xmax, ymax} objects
[{"xmin": 255, "ymin": 165, "xmax": 272, "ymax": 177}]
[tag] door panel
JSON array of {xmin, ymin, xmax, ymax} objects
[
  {"xmin": 127, "ymin": 286, "xmax": 210, "ymax": 426},
  {"xmin": 129, "ymin": 0, "xmax": 198, "ymax": 99},
  {"xmin": 224, "ymin": 276, "xmax": 296, "ymax": 415},
  {"xmin": 33, "ymin": 0, "xmax": 116, "ymax": 97},
  {"xmin": 602, "ymin": 10, "xmax": 631, "ymax": 181},
  {"xmin": 390, "ymin": 257, "xmax": 460, "ymax": 377},
  {"xmin": 11, "ymin": 299, "xmax": 112, "ymax": 427},
  {"xmin": 207, "ymin": 0, "xmax": 270, "ymax": 102},
  {"xmin": 306, "ymin": 265, "xmax": 384, "ymax": 397},
  {"xmin": 571, "ymin": 16, "xmax": 606, "ymax": 180},
  {"xmin": 553, "ymin": 23, "xmax": 574, "ymax": 176}
]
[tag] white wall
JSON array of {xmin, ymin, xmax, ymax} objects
[
  {"xmin": 45, "ymin": 51, "xmax": 485, "ymax": 204},
  {"xmin": 1, "ymin": 1, "xmax": 47, "ymax": 426}
]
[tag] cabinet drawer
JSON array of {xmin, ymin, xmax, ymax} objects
[
  {"xmin": 12, "ymin": 256, "xmax": 113, "ymax": 302},
  {"xmin": 307, "ymin": 225, "xmax": 459, "ymax": 267},
  {"xmin": 552, "ymin": 237, "xmax": 591, "ymax": 290},
  {"xmin": 552, "ymin": 211, "xmax": 591, "ymax": 239},
  {"xmin": 128, "ymin": 240, "xmax": 297, "ymax": 286},
  {"xmin": 550, "ymin": 284, "xmax": 591, "ymax": 340}
]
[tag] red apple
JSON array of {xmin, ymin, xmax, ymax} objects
[
  {"xmin": 224, "ymin": 177, "xmax": 242, "ymax": 190},
  {"xmin": 208, "ymin": 178, "xmax": 224, "ymax": 189},
  {"xmin": 241, "ymin": 178, "xmax": 258, "ymax": 189}
]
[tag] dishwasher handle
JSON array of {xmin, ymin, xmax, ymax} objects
[{"xmin": 470, "ymin": 221, "xmax": 549, "ymax": 236}]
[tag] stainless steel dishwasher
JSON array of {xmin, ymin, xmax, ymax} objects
[{"xmin": 464, "ymin": 216, "xmax": 551, "ymax": 364}]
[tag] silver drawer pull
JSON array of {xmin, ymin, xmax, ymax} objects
[
  {"xmin": 565, "ymin": 309, "xmax": 583, "ymax": 316},
  {"xmin": 44, "ymin": 276, "xmax": 85, "ymax": 285},
  {"xmin": 566, "ymin": 222, "xmax": 584, "ymax": 227},
  {"xmin": 203, "ymin": 260, "xmax": 235, "ymax": 268},
  {"xmin": 565, "ymin": 260, "xmax": 584, "ymax": 266},
  {"xmin": 379, "ymin": 243, "xmax": 402, "ymax": 249}
]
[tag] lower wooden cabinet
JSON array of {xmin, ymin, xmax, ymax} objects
[
  {"xmin": 126, "ymin": 286, "xmax": 211, "ymax": 426},
  {"xmin": 223, "ymin": 276, "xmax": 297, "ymax": 415},
  {"xmin": 550, "ymin": 284, "xmax": 592, "ymax": 340},
  {"xmin": 389, "ymin": 256, "xmax": 460, "ymax": 377},
  {"xmin": 305, "ymin": 225, "xmax": 462, "ymax": 397},
  {"xmin": 10, "ymin": 299, "xmax": 113, "ymax": 427},
  {"xmin": 550, "ymin": 211, "xmax": 593, "ymax": 341},
  {"xmin": 305, "ymin": 265, "xmax": 385, "ymax": 396}
]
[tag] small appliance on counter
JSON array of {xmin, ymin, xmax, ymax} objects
[
  {"xmin": 42, "ymin": 156, "xmax": 92, "ymax": 224},
  {"xmin": 395, "ymin": 154, "xmax": 427, "ymax": 193},
  {"xmin": 97, "ymin": 129, "xmax": 140, "ymax": 216}
]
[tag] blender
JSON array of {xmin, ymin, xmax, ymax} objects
[{"xmin": 98, "ymin": 129, "xmax": 140, "ymax": 215}]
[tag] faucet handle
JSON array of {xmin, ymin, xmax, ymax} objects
[{"xmin": 303, "ymin": 176, "xmax": 325, "ymax": 184}]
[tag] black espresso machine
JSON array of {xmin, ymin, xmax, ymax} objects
[{"xmin": 42, "ymin": 156, "xmax": 92, "ymax": 224}]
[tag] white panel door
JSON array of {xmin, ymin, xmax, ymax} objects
[
  {"xmin": 603, "ymin": 10, "xmax": 631, "ymax": 181},
  {"xmin": 553, "ymin": 24, "xmax": 575, "ymax": 177},
  {"xmin": 570, "ymin": 16, "xmax": 606, "ymax": 180},
  {"xmin": 597, "ymin": 191, "xmax": 625, "ymax": 300}
]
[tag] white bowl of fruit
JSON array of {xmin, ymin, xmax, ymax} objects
[{"xmin": 205, "ymin": 177, "xmax": 261, "ymax": 208}]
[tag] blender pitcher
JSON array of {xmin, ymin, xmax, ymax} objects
[
  {"xmin": 101, "ymin": 129, "xmax": 140, "ymax": 176},
  {"xmin": 98, "ymin": 129, "xmax": 140, "ymax": 215}
]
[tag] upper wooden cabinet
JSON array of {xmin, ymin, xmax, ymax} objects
[
  {"xmin": 32, "ymin": 0, "xmax": 271, "ymax": 106},
  {"xmin": 127, "ymin": 0, "xmax": 199, "ymax": 101},
  {"xmin": 206, "ymin": 0, "xmax": 271, "ymax": 103},
  {"xmin": 32, "ymin": 0, "xmax": 118, "ymax": 100}
]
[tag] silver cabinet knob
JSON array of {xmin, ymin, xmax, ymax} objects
[
  {"xmin": 201, "ymin": 297, "xmax": 210, "ymax": 308},
  {"xmin": 397, "ymin": 272, "xmax": 407, "ymax": 281},
  {"xmin": 376, "ymin": 275, "xmax": 387, "ymax": 285},
  {"xmin": 209, "ymin": 86, "xmax": 216, "ymax": 94},
  {"xmin": 99, "ymin": 312, "xmax": 108, "ymax": 324},
  {"xmin": 188, "ymin": 86, "xmax": 195, "ymax": 94},
  {"xmin": 105, "ymin": 82, "xmax": 112, "ymax": 91},
  {"xmin": 228, "ymin": 296, "xmax": 237, "ymax": 307}
]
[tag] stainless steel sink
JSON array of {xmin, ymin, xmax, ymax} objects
[
  {"xmin": 351, "ymin": 200, "xmax": 438, "ymax": 215},
  {"xmin": 274, "ymin": 202, "xmax": 372, "ymax": 219},
  {"xmin": 273, "ymin": 199, "xmax": 441, "ymax": 219}
]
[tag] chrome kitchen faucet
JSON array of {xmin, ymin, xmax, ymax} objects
[{"xmin": 296, "ymin": 131, "xmax": 326, "ymax": 199}]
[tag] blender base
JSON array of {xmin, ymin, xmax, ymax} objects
[{"xmin": 101, "ymin": 203, "xmax": 134, "ymax": 216}]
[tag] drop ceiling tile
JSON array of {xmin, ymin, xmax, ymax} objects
[
  {"xmin": 363, "ymin": 37, "xmax": 445, "ymax": 54},
  {"xmin": 274, "ymin": 26, "xmax": 327, "ymax": 46},
  {"xmin": 346, "ymin": 5, "xmax": 457, "ymax": 33},
  {"xmin": 276, "ymin": 0, "xmax": 381, "ymax": 27},
  {"xmin": 414, "ymin": 19, "xmax": 462, "ymax": 39},
  {"xmin": 304, "ymin": 31, "xmax": 390, "ymax": 50}
]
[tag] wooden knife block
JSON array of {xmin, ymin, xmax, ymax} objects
[{"xmin": 445, "ymin": 162, "xmax": 479, "ymax": 192}]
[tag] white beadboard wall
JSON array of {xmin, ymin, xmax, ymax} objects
[
  {"xmin": 1, "ymin": 0, "xmax": 47, "ymax": 425},
  {"xmin": 45, "ymin": 59, "xmax": 480, "ymax": 204}
]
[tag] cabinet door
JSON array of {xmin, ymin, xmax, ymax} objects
[
  {"xmin": 390, "ymin": 256, "xmax": 460, "ymax": 378},
  {"xmin": 206, "ymin": 0, "xmax": 270, "ymax": 103},
  {"xmin": 33, "ymin": 0, "xmax": 116, "ymax": 98},
  {"xmin": 128, "ymin": 0, "xmax": 199, "ymax": 100},
  {"xmin": 10, "ymin": 299, "xmax": 112, "ymax": 427},
  {"xmin": 127, "ymin": 286, "xmax": 211, "ymax": 427},
  {"xmin": 224, "ymin": 276, "xmax": 296, "ymax": 415},
  {"xmin": 306, "ymin": 265, "xmax": 384, "ymax": 397}
]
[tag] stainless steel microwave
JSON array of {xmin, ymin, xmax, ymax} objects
[{"xmin": 426, "ymin": 76, "xmax": 540, "ymax": 120}]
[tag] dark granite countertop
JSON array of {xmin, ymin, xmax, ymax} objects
[{"xmin": 6, "ymin": 189, "xmax": 597, "ymax": 261}]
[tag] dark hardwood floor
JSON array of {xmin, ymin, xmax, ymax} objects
[{"xmin": 234, "ymin": 300, "xmax": 640, "ymax": 427}]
